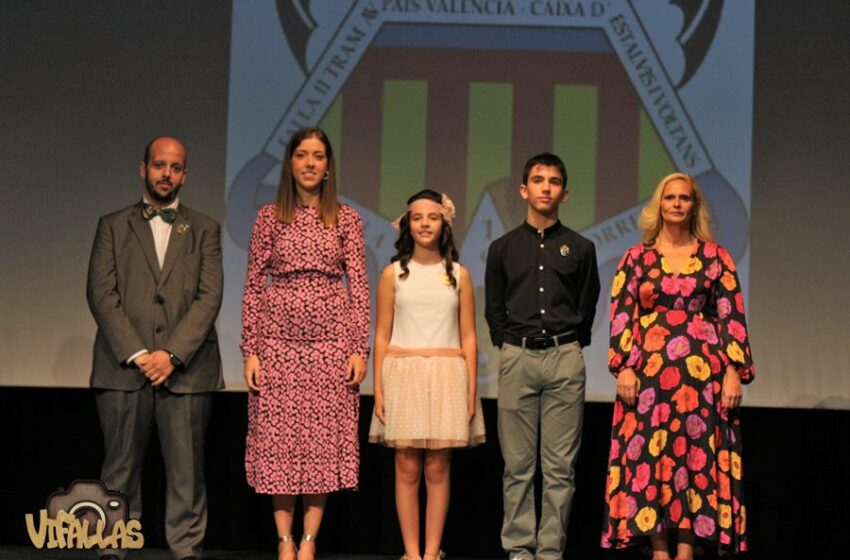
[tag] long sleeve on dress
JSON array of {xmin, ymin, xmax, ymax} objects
[
  {"xmin": 712, "ymin": 245, "xmax": 755, "ymax": 383},
  {"xmin": 240, "ymin": 206, "xmax": 275, "ymax": 359},
  {"xmin": 608, "ymin": 245, "xmax": 643, "ymax": 375},
  {"xmin": 340, "ymin": 207, "xmax": 371, "ymax": 359}
]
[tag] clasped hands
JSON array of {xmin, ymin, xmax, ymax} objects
[
  {"xmin": 617, "ymin": 365, "xmax": 743, "ymax": 410},
  {"xmin": 134, "ymin": 350, "xmax": 174, "ymax": 387}
]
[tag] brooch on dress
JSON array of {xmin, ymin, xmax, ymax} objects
[{"xmin": 560, "ymin": 244, "xmax": 570, "ymax": 256}]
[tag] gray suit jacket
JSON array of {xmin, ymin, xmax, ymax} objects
[{"xmin": 87, "ymin": 201, "xmax": 224, "ymax": 393}]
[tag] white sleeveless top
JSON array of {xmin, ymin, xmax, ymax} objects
[{"xmin": 389, "ymin": 260, "xmax": 461, "ymax": 350}]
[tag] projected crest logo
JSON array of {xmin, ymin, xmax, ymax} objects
[{"xmin": 223, "ymin": 0, "xmax": 754, "ymax": 398}]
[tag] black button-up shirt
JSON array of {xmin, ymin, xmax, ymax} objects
[{"xmin": 485, "ymin": 220, "xmax": 600, "ymax": 348}]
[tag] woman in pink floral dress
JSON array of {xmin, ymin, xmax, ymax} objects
[
  {"xmin": 241, "ymin": 127, "xmax": 370, "ymax": 560},
  {"xmin": 601, "ymin": 173, "xmax": 754, "ymax": 559}
]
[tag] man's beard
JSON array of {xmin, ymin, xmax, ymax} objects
[{"xmin": 145, "ymin": 178, "xmax": 181, "ymax": 205}]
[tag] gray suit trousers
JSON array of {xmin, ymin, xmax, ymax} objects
[{"xmin": 96, "ymin": 385, "xmax": 213, "ymax": 559}]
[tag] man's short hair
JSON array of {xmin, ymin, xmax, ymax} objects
[
  {"xmin": 143, "ymin": 138, "xmax": 156, "ymax": 164},
  {"xmin": 522, "ymin": 152, "xmax": 568, "ymax": 187},
  {"xmin": 143, "ymin": 137, "xmax": 187, "ymax": 167}
]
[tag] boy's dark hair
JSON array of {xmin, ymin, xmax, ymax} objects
[{"xmin": 522, "ymin": 152, "xmax": 567, "ymax": 187}]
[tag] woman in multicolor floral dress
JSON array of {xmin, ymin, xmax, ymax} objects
[
  {"xmin": 601, "ymin": 173, "xmax": 755, "ymax": 559},
  {"xmin": 241, "ymin": 128, "xmax": 370, "ymax": 560}
]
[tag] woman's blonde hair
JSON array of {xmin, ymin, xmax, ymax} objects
[
  {"xmin": 275, "ymin": 127, "xmax": 339, "ymax": 227},
  {"xmin": 638, "ymin": 172, "xmax": 714, "ymax": 244}
]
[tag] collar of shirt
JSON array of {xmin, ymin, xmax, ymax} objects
[
  {"xmin": 521, "ymin": 219, "xmax": 563, "ymax": 239},
  {"xmin": 142, "ymin": 195, "xmax": 180, "ymax": 217},
  {"xmin": 142, "ymin": 196, "xmax": 179, "ymax": 268}
]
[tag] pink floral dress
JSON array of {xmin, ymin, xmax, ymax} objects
[
  {"xmin": 241, "ymin": 204, "xmax": 370, "ymax": 494},
  {"xmin": 601, "ymin": 241, "xmax": 754, "ymax": 555}
]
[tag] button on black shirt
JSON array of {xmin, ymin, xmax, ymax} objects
[{"xmin": 485, "ymin": 220, "xmax": 600, "ymax": 348}]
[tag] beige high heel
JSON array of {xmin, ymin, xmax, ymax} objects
[
  {"xmin": 423, "ymin": 551, "xmax": 446, "ymax": 560},
  {"xmin": 298, "ymin": 534, "xmax": 317, "ymax": 560},
  {"xmin": 278, "ymin": 535, "xmax": 297, "ymax": 560}
]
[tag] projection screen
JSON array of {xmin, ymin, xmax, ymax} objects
[{"xmin": 2, "ymin": 0, "xmax": 848, "ymax": 409}]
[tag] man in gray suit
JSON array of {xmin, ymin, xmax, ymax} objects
[{"xmin": 87, "ymin": 136, "xmax": 224, "ymax": 560}]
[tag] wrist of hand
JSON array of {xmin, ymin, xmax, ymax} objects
[{"xmin": 166, "ymin": 351, "xmax": 182, "ymax": 368}]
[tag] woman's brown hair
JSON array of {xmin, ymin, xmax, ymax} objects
[{"xmin": 275, "ymin": 127, "xmax": 339, "ymax": 227}]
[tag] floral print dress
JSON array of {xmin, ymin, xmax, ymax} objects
[
  {"xmin": 601, "ymin": 241, "xmax": 754, "ymax": 555},
  {"xmin": 241, "ymin": 204, "xmax": 370, "ymax": 494}
]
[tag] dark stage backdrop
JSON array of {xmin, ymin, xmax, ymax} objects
[{"xmin": 1, "ymin": 1, "xmax": 849, "ymax": 558}]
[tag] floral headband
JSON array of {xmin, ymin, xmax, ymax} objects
[{"xmin": 390, "ymin": 193, "xmax": 456, "ymax": 231}]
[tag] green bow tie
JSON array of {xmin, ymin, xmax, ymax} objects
[{"xmin": 142, "ymin": 204, "xmax": 177, "ymax": 224}]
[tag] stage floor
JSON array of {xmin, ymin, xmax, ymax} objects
[{"xmin": 0, "ymin": 547, "xmax": 500, "ymax": 560}]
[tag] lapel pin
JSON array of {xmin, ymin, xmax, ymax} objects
[
  {"xmin": 560, "ymin": 244, "xmax": 570, "ymax": 256},
  {"xmin": 176, "ymin": 224, "xmax": 190, "ymax": 235}
]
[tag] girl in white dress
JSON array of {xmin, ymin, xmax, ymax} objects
[{"xmin": 369, "ymin": 189, "xmax": 485, "ymax": 560}]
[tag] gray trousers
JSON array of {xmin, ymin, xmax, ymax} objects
[
  {"xmin": 96, "ymin": 385, "xmax": 213, "ymax": 559},
  {"xmin": 497, "ymin": 342, "xmax": 586, "ymax": 560}
]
